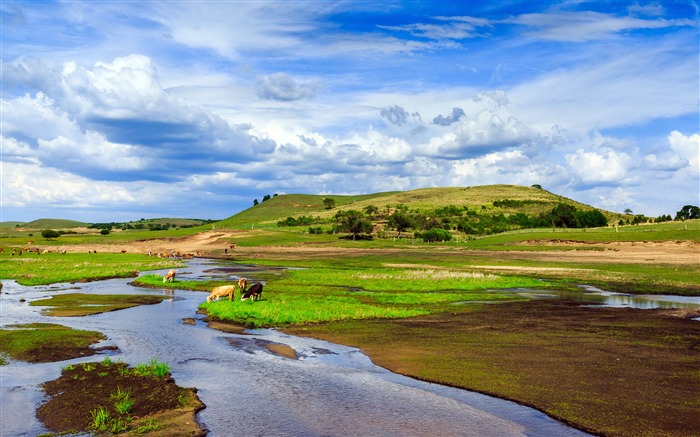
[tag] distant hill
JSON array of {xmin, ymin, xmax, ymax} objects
[
  {"xmin": 0, "ymin": 221, "xmax": 25, "ymax": 228},
  {"xmin": 20, "ymin": 218, "xmax": 90, "ymax": 229},
  {"xmin": 216, "ymin": 184, "xmax": 621, "ymax": 228}
]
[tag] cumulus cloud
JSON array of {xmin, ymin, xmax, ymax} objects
[
  {"xmin": 380, "ymin": 105, "xmax": 422, "ymax": 126},
  {"xmin": 2, "ymin": 54, "xmax": 277, "ymax": 184},
  {"xmin": 1, "ymin": 93, "xmax": 149, "ymax": 176},
  {"xmin": 256, "ymin": 72, "xmax": 321, "ymax": 101},
  {"xmin": 432, "ymin": 107, "xmax": 465, "ymax": 126},
  {"xmin": 424, "ymin": 109, "xmax": 532, "ymax": 158},
  {"xmin": 565, "ymin": 148, "xmax": 632, "ymax": 185},
  {"xmin": 667, "ymin": 130, "xmax": 699, "ymax": 172},
  {"xmin": 3, "ymin": 162, "xmax": 140, "ymax": 208}
]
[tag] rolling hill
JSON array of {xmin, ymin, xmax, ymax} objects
[
  {"xmin": 18, "ymin": 219, "xmax": 90, "ymax": 229},
  {"xmin": 215, "ymin": 184, "xmax": 623, "ymax": 228}
]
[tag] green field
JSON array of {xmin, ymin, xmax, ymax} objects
[
  {"xmin": 0, "ymin": 252, "xmax": 180, "ymax": 286},
  {"xmin": 2, "ymin": 184, "xmax": 698, "ymax": 437}
]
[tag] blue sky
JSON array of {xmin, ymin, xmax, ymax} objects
[{"xmin": 1, "ymin": 0, "xmax": 698, "ymax": 222}]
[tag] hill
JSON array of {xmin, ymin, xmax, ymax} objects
[
  {"xmin": 0, "ymin": 221, "xmax": 25, "ymax": 228},
  {"xmin": 20, "ymin": 219, "xmax": 90, "ymax": 229},
  {"xmin": 216, "ymin": 192, "xmax": 399, "ymax": 227},
  {"xmin": 216, "ymin": 184, "xmax": 621, "ymax": 228}
]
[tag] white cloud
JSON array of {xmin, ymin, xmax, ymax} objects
[
  {"xmin": 256, "ymin": 73, "xmax": 321, "ymax": 101},
  {"xmin": 506, "ymin": 11, "xmax": 696, "ymax": 42},
  {"xmin": 565, "ymin": 148, "xmax": 632, "ymax": 184},
  {"xmin": 3, "ymin": 162, "xmax": 138, "ymax": 208},
  {"xmin": 424, "ymin": 109, "xmax": 532, "ymax": 158},
  {"xmin": 668, "ymin": 130, "xmax": 699, "ymax": 172},
  {"xmin": 509, "ymin": 41, "xmax": 698, "ymax": 131}
]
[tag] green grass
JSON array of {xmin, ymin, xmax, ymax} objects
[
  {"xmin": 0, "ymin": 323, "xmax": 106, "ymax": 363},
  {"xmin": 134, "ymin": 359, "xmax": 170, "ymax": 378},
  {"xmin": 0, "ymin": 251, "xmax": 180, "ymax": 286},
  {"xmin": 90, "ymin": 406, "xmax": 111, "ymax": 432},
  {"xmin": 29, "ymin": 293, "xmax": 171, "ymax": 316},
  {"xmin": 465, "ymin": 219, "xmax": 700, "ymax": 248},
  {"xmin": 197, "ymin": 263, "xmax": 538, "ymax": 327},
  {"xmin": 133, "ymin": 418, "xmax": 164, "ymax": 434}
]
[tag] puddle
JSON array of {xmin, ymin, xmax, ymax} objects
[{"xmin": 503, "ymin": 285, "xmax": 700, "ymax": 309}]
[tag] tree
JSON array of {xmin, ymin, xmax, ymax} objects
[
  {"xmin": 624, "ymin": 208, "xmax": 633, "ymax": 215},
  {"xmin": 544, "ymin": 203, "xmax": 578, "ymax": 228},
  {"xmin": 323, "ymin": 198, "xmax": 336, "ymax": 210},
  {"xmin": 363, "ymin": 205, "xmax": 379, "ymax": 216},
  {"xmin": 531, "ymin": 184, "xmax": 543, "ymax": 189},
  {"xmin": 253, "ymin": 199, "xmax": 259, "ymax": 206},
  {"xmin": 675, "ymin": 205, "xmax": 700, "ymax": 220},
  {"xmin": 387, "ymin": 211, "xmax": 414, "ymax": 237},
  {"xmin": 575, "ymin": 210, "xmax": 608, "ymax": 228},
  {"xmin": 262, "ymin": 194, "xmax": 271, "ymax": 202},
  {"xmin": 100, "ymin": 229, "xmax": 110, "ymax": 235},
  {"xmin": 335, "ymin": 210, "xmax": 372, "ymax": 240},
  {"xmin": 41, "ymin": 229, "xmax": 60, "ymax": 240}
]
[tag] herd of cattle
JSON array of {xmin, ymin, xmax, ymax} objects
[{"xmin": 4, "ymin": 242, "xmax": 260, "ymax": 303}]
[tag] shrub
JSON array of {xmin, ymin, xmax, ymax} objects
[
  {"xmin": 420, "ymin": 228, "xmax": 453, "ymax": 242},
  {"xmin": 41, "ymin": 229, "xmax": 60, "ymax": 240}
]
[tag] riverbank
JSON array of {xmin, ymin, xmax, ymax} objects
[
  {"xmin": 2, "ymin": 233, "xmax": 698, "ymax": 435},
  {"xmin": 285, "ymin": 299, "xmax": 700, "ymax": 437}
]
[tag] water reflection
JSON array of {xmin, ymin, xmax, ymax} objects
[{"xmin": 509, "ymin": 285, "xmax": 700, "ymax": 309}]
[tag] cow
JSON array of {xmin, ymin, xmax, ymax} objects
[
  {"xmin": 241, "ymin": 283, "xmax": 263, "ymax": 301},
  {"xmin": 163, "ymin": 269, "xmax": 176, "ymax": 283},
  {"xmin": 206, "ymin": 285, "xmax": 236, "ymax": 303}
]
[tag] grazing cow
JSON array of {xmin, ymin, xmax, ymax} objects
[
  {"xmin": 241, "ymin": 283, "xmax": 263, "ymax": 301},
  {"xmin": 207, "ymin": 285, "xmax": 236, "ymax": 303},
  {"xmin": 238, "ymin": 277, "xmax": 247, "ymax": 293},
  {"xmin": 163, "ymin": 269, "xmax": 176, "ymax": 283}
]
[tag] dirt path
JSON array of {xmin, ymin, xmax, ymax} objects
[{"xmin": 55, "ymin": 230, "xmax": 242, "ymax": 257}]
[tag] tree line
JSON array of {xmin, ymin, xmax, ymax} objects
[{"xmin": 276, "ymin": 200, "xmax": 699, "ymax": 241}]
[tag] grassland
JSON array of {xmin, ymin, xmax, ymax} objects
[
  {"xmin": 0, "ymin": 252, "xmax": 180, "ymax": 286},
  {"xmin": 2, "ymin": 185, "xmax": 698, "ymax": 437}
]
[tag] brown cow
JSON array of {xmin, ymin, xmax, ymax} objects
[
  {"xmin": 163, "ymin": 269, "xmax": 176, "ymax": 283},
  {"xmin": 206, "ymin": 285, "xmax": 236, "ymax": 303}
]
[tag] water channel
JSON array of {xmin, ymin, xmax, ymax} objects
[{"xmin": 1, "ymin": 258, "xmax": 696, "ymax": 436}]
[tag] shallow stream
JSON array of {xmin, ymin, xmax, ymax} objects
[{"xmin": 2, "ymin": 258, "xmax": 695, "ymax": 436}]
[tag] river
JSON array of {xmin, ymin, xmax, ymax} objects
[{"xmin": 4, "ymin": 258, "xmax": 693, "ymax": 436}]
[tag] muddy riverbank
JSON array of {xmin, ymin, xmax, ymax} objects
[{"xmin": 287, "ymin": 299, "xmax": 700, "ymax": 437}]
